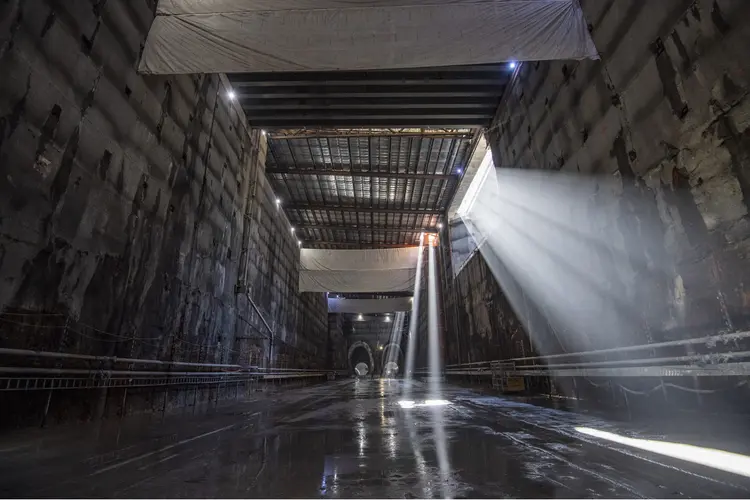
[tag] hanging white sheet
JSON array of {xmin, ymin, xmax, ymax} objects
[
  {"xmin": 327, "ymin": 297, "xmax": 413, "ymax": 313},
  {"xmin": 141, "ymin": 0, "xmax": 598, "ymax": 74},
  {"xmin": 301, "ymin": 269, "xmax": 415, "ymax": 293},
  {"xmin": 299, "ymin": 247, "xmax": 419, "ymax": 292},
  {"xmin": 301, "ymin": 247, "xmax": 419, "ymax": 271}
]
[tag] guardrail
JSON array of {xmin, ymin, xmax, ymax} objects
[
  {"xmin": 0, "ymin": 347, "xmax": 340, "ymax": 392},
  {"xmin": 441, "ymin": 330, "xmax": 750, "ymax": 379}
]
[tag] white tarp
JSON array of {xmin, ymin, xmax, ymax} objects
[
  {"xmin": 301, "ymin": 247, "xmax": 419, "ymax": 271},
  {"xmin": 140, "ymin": 0, "xmax": 598, "ymax": 74},
  {"xmin": 327, "ymin": 297, "xmax": 413, "ymax": 313},
  {"xmin": 299, "ymin": 247, "xmax": 419, "ymax": 292}
]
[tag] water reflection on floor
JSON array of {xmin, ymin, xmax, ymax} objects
[{"xmin": 1, "ymin": 379, "xmax": 749, "ymax": 498}]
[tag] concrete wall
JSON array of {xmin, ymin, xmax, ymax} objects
[
  {"xmin": 327, "ymin": 313, "xmax": 348, "ymax": 370},
  {"xmin": 450, "ymin": 0, "xmax": 750, "ymax": 362},
  {"xmin": 0, "ymin": 0, "xmax": 329, "ymax": 426}
]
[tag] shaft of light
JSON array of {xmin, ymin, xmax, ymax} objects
[
  {"xmin": 404, "ymin": 237, "xmax": 425, "ymax": 397},
  {"xmin": 427, "ymin": 244, "xmax": 441, "ymax": 399},
  {"xmin": 383, "ymin": 311, "xmax": 405, "ymax": 375}
]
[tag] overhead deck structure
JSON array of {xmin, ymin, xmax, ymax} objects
[{"xmin": 228, "ymin": 65, "xmax": 511, "ymax": 249}]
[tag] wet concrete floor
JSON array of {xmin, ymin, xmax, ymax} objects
[{"xmin": 1, "ymin": 379, "xmax": 749, "ymax": 498}]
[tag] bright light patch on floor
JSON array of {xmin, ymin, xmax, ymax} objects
[
  {"xmin": 398, "ymin": 399, "xmax": 450, "ymax": 409},
  {"xmin": 575, "ymin": 427, "xmax": 750, "ymax": 478}
]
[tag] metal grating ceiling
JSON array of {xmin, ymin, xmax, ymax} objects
[
  {"xmin": 266, "ymin": 129, "xmax": 480, "ymax": 248},
  {"xmin": 227, "ymin": 64, "xmax": 509, "ymax": 248}
]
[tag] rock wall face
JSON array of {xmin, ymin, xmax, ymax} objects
[
  {"xmin": 451, "ymin": 0, "xmax": 750, "ymax": 360},
  {"xmin": 0, "ymin": 0, "xmax": 328, "ymax": 375}
]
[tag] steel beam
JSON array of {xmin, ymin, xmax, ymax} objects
[
  {"xmin": 267, "ymin": 127, "xmax": 474, "ymax": 139},
  {"xmin": 248, "ymin": 109, "xmax": 495, "ymax": 119},
  {"xmin": 267, "ymin": 169, "xmax": 454, "ymax": 180},
  {"xmin": 298, "ymin": 225, "xmax": 437, "ymax": 233},
  {"xmin": 303, "ymin": 241, "xmax": 419, "ymax": 249},
  {"xmin": 230, "ymin": 68, "xmax": 511, "ymax": 86},
  {"xmin": 253, "ymin": 118, "xmax": 491, "ymax": 128},
  {"xmin": 236, "ymin": 84, "xmax": 502, "ymax": 98},
  {"xmin": 285, "ymin": 204, "xmax": 442, "ymax": 215},
  {"xmin": 243, "ymin": 97, "xmax": 497, "ymax": 110}
]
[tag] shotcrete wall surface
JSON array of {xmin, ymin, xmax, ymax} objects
[
  {"xmin": 452, "ymin": 0, "xmax": 750, "ymax": 357},
  {"xmin": 0, "ymin": 0, "xmax": 327, "ymax": 426},
  {"xmin": 447, "ymin": 1, "xmax": 750, "ymax": 409}
]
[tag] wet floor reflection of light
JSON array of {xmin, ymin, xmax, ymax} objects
[
  {"xmin": 357, "ymin": 420, "xmax": 367, "ymax": 458},
  {"xmin": 575, "ymin": 427, "xmax": 750, "ymax": 478},
  {"xmin": 398, "ymin": 399, "xmax": 450, "ymax": 409},
  {"xmin": 386, "ymin": 427, "xmax": 398, "ymax": 460},
  {"xmin": 429, "ymin": 405, "xmax": 454, "ymax": 499},
  {"xmin": 406, "ymin": 410, "xmax": 431, "ymax": 498}
]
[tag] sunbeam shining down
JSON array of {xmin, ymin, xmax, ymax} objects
[
  {"xmin": 457, "ymin": 151, "xmax": 684, "ymax": 360},
  {"xmin": 404, "ymin": 234, "xmax": 425, "ymax": 400}
]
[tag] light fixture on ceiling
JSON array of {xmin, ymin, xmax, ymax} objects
[
  {"xmin": 384, "ymin": 315, "xmax": 391, "ymax": 323},
  {"xmin": 437, "ymin": 223, "xmax": 443, "ymax": 229},
  {"xmin": 457, "ymin": 168, "xmax": 463, "ymax": 174},
  {"xmin": 358, "ymin": 313, "xmax": 363, "ymax": 320},
  {"xmin": 276, "ymin": 198, "xmax": 281, "ymax": 205},
  {"xmin": 508, "ymin": 61, "xmax": 517, "ymax": 70},
  {"xmin": 297, "ymin": 240, "xmax": 302, "ymax": 247},
  {"xmin": 261, "ymin": 129, "xmax": 267, "ymax": 136},
  {"xmin": 227, "ymin": 90, "xmax": 236, "ymax": 100},
  {"xmin": 291, "ymin": 227, "xmax": 295, "ymax": 233}
]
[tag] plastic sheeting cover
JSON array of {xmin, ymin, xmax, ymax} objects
[
  {"xmin": 328, "ymin": 297, "xmax": 413, "ymax": 313},
  {"xmin": 300, "ymin": 247, "xmax": 419, "ymax": 292},
  {"xmin": 141, "ymin": 0, "xmax": 598, "ymax": 74}
]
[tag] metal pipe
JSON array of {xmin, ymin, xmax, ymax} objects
[
  {"xmin": 0, "ymin": 366, "xmax": 329, "ymax": 376},
  {"xmin": 442, "ymin": 361, "xmax": 750, "ymax": 378},
  {"xmin": 0, "ymin": 347, "xmax": 243, "ymax": 368},
  {"xmin": 445, "ymin": 330, "xmax": 750, "ymax": 367},
  {"xmin": 445, "ymin": 350, "xmax": 750, "ymax": 371},
  {"xmin": 0, "ymin": 367, "xmax": 245, "ymax": 376}
]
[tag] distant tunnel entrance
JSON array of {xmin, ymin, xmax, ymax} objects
[
  {"xmin": 354, "ymin": 362, "xmax": 369, "ymax": 376},
  {"xmin": 348, "ymin": 342, "xmax": 374, "ymax": 377}
]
